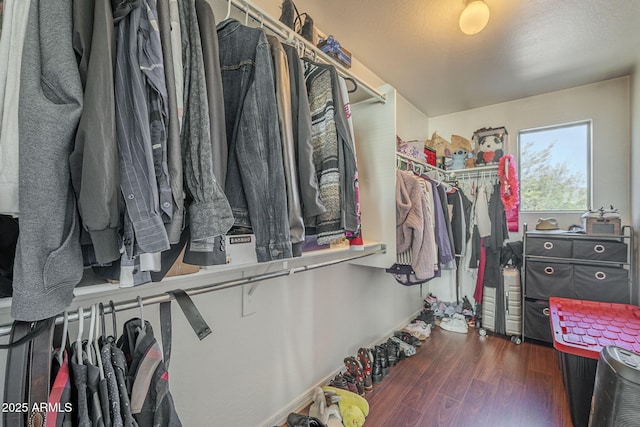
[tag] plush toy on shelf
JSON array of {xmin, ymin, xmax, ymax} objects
[{"xmin": 472, "ymin": 127, "xmax": 508, "ymax": 165}]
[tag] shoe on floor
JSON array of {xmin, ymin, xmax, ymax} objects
[
  {"xmin": 286, "ymin": 412, "xmax": 325, "ymax": 427},
  {"xmin": 389, "ymin": 336, "xmax": 416, "ymax": 356},
  {"xmin": 439, "ymin": 313, "xmax": 469, "ymax": 334},
  {"xmin": 404, "ymin": 321, "xmax": 431, "ymax": 340}
]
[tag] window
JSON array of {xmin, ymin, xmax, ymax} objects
[{"xmin": 518, "ymin": 121, "xmax": 591, "ymax": 212}]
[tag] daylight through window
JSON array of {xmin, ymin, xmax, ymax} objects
[{"xmin": 518, "ymin": 121, "xmax": 591, "ymax": 212}]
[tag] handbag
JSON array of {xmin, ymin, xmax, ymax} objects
[
  {"xmin": 278, "ymin": 0, "xmax": 315, "ymax": 43},
  {"xmin": 3, "ymin": 318, "xmax": 56, "ymax": 427}
]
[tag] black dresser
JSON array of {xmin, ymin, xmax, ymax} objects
[{"xmin": 523, "ymin": 226, "xmax": 634, "ymax": 343}]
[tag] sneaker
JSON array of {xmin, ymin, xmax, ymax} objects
[
  {"xmin": 389, "ymin": 336, "xmax": 416, "ymax": 356},
  {"xmin": 404, "ymin": 322, "xmax": 431, "ymax": 339},
  {"xmin": 439, "ymin": 313, "xmax": 469, "ymax": 334},
  {"xmin": 394, "ymin": 330, "xmax": 422, "ymax": 347}
]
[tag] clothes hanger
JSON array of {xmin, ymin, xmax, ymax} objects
[
  {"xmin": 99, "ymin": 302, "xmax": 106, "ymax": 343},
  {"xmin": 223, "ymin": 0, "xmax": 232, "ymax": 20},
  {"xmin": 343, "ymin": 77, "xmax": 358, "ymax": 93},
  {"xmin": 109, "ymin": 300, "xmax": 118, "ymax": 340},
  {"xmin": 92, "ymin": 304, "xmax": 105, "ymax": 379},
  {"xmin": 137, "ymin": 296, "xmax": 145, "ymax": 333},
  {"xmin": 86, "ymin": 304, "xmax": 96, "ymax": 365},
  {"xmin": 76, "ymin": 306, "xmax": 84, "ymax": 365},
  {"xmin": 259, "ymin": 13, "xmax": 264, "ymax": 28},
  {"xmin": 53, "ymin": 310, "xmax": 69, "ymax": 366},
  {"xmin": 244, "ymin": 4, "xmax": 249, "ymax": 25}
]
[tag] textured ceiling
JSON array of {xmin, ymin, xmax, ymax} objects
[{"xmin": 290, "ymin": 0, "xmax": 640, "ymax": 117}]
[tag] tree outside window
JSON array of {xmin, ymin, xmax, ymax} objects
[{"xmin": 518, "ymin": 121, "xmax": 591, "ymax": 212}]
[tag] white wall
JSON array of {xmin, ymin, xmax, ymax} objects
[
  {"xmin": 428, "ymin": 77, "xmax": 632, "ymax": 302},
  {"xmin": 631, "ymin": 64, "xmax": 640, "ymax": 291}
]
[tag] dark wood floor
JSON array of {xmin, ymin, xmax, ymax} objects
[{"xmin": 360, "ymin": 326, "xmax": 573, "ymax": 427}]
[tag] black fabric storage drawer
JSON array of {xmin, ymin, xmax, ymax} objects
[
  {"xmin": 527, "ymin": 237, "xmax": 572, "ymax": 258},
  {"xmin": 573, "ymin": 265, "xmax": 629, "ymax": 304},
  {"xmin": 525, "ymin": 261, "xmax": 573, "ymax": 299},
  {"xmin": 524, "ymin": 299, "xmax": 553, "ymax": 343},
  {"xmin": 572, "ymin": 240, "xmax": 627, "ymax": 263}
]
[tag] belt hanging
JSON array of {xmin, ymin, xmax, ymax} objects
[{"xmin": 159, "ymin": 289, "xmax": 212, "ymax": 369}]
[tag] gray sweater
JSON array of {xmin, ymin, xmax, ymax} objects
[{"xmin": 12, "ymin": 0, "xmax": 84, "ymax": 321}]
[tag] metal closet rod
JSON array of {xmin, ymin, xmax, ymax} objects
[
  {"xmin": 0, "ymin": 246, "xmax": 385, "ymax": 338},
  {"xmin": 224, "ymin": 0, "xmax": 387, "ymax": 104}
]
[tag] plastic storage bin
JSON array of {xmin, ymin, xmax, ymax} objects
[{"xmin": 549, "ymin": 297, "xmax": 640, "ymax": 427}]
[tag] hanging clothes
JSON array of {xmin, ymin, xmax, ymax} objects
[
  {"xmin": 182, "ymin": 0, "xmax": 231, "ymax": 266},
  {"xmin": 47, "ymin": 350, "xmax": 74, "ymax": 427},
  {"xmin": 179, "ymin": 0, "xmax": 234, "ymax": 246},
  {"xmin": 70, "ymin": 344, "xmax": 92, "ymax": 427},
  {"xmin": 303, "ymin": 60, "xmax": 358, "ymax": 245},
  {"xmin": 118, "ymin": 319, "xmax": 182, "ymax": 427},
  {"xmin": 268, "ymin": 35, "xmax": 305, "ymax": 257},
  {"xmin": 337, "ymin": 75, "xmax": 363, "ymax": 248},
  {"xmin": 430, "ymin": 181, "xmax": 455, "ymax": 268},
  {"xmin": 110, "ymin": 341, "xmax": 137, "ymax": 427},
  {"xmin": 12, "ymin": 0, "xmax": 84, "ymax": 321},
  {"xmin": 395, "ymin": 170, "xmax": 436, "ymax": 280},
  {"xmin": 281, "ymin": 44, "xmax": 326, "ymax": 221},
  {"xmin": 157, "ymin": 0, "xmax": 185, "ymax": 245},
  {"xmin": 217, "ymin": 18, "xmax": 292, "ymax": 262},
  {"xmin": 101, "ymin": 342, "xmax": 124, "ymax": 427},
  {"xmin": 0, "ymin": 0, "xmax": 30, "ymax": 217},
  {"xmin": 70, "ymin": 0, "xmax": 121, "ymax": 265}
]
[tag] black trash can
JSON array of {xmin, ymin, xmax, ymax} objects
[{"xmin": 589, "ymin": 346, "xmax": 640, "ymax": 426}]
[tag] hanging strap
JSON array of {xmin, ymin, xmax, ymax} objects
[
  {"xmin": 27, "ymin": 319, "xmax": 56, "ymax": 427},
  {"xmin": 3, "ymin": 321, "xmax": 32, "ymax": 426},
  {"xmin": 159, "ymin": 289, "xmax": 212, "ymax": 369}
]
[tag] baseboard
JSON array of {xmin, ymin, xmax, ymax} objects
[{"xmin": 261, "ymin": 308, "xmax": 423, "ymax": 426}]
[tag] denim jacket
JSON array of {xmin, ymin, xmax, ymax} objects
[{"xmin": 217, "ymin": 19, "xmax": 292, "ymax": 262}]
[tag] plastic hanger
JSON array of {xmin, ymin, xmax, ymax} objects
[
  {"xmin": 109, "ymin": 300, "xmax": 118, "ymax": 340},
  {"xmin": 244, "ymin": 4, "xmax": 249, "ymax": 25},
  {"xmin": 343, "ymin": 77, "xmax": 358, "ymax": 94},
  {"xmin": 99, "ymin": 302, "xmax": 106, "ymax": 342},
  {"xmin": 223, "ymin": 0, "xmax": 232, "ymax": 20},
  {"xmin": 86, "ymin": 304, "xmax": 96, "ymax": 365},
  {"xmin": 137, "ymin": 296, "xmax": 145, "ymax": 333},
  {"xmin": 92, "ymin": 304, "xmax": 105, "ymax": 379},
  {"xmin": 76, "ymin": 306, "xmax": 84, "ymax": 365},
  {"xmin": 53, "ymin": 310, "xmax": 68, "ymax": 366}
]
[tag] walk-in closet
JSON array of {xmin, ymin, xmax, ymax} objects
[{"xmin": 1, "ymin": 0, "xmax": 639, "ymax": 426}]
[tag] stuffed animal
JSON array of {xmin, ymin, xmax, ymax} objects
[
  {"xmin": 309, "ymin": 387, "xmax": 342, "ymax": 427},
  {"xmin": 474, "ymin": 133, "xmax": 504, "ymax": 165},
  {"xmin": 445, "ymin": 147, "xmax": 470, "ymax": 170},
  {"xmin": 322, "ymin": 386, "xmax": 369, "ymax": 427}
]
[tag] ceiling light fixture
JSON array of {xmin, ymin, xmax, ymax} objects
[{"xmin": 459, "ymin": 0, "xmax": 490, "ymax": 35}]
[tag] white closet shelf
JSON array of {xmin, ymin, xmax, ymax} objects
[
  {"xmin": 0, "ymin": 242, "xmax": 386, "ymax": 323},
  {"xmin": 396, "ymin": 152, "xmax": 499, "ymax": 180},
  {"xmin": 223, "ymin": 0, "xmax": 386, "ymax": 104}
]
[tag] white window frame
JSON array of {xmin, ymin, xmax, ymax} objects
[{"xmin": 517, "ymin": 120, "xmax": 592, "ymax": 213}]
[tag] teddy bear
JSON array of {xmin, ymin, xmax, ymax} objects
[{"xmin": 474, "ymin": 133, "xmax": 504, "ymax": 165}]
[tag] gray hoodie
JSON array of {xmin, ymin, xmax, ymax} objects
[{"xmin": 12, "ymin": 0, "xmax": 84, "ymax": 321}]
